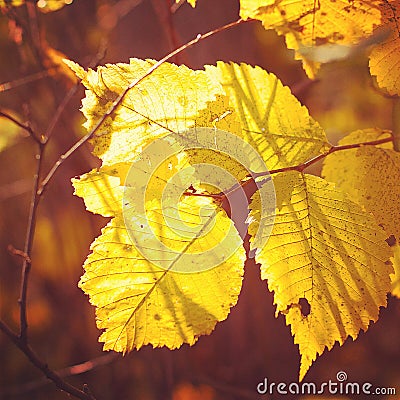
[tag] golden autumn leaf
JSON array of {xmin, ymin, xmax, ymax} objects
[
  {"xmin": 73, "ymin": 139, "xmax": 246, "ymax": 352},
  {"xmin": 322, "ymin": 128, "xmax": 400, "ymax": 241},
  {"xmin": 72, "ymin": 166, "xmax": 124, "ymax": 217},
  {"xmin": 76, "ymin": 199, "xmax": 245, "ymax": 352},
  {"xmin": 240, "ymin": 0, "xmax": 382, "ymax": 77},
  {"xmin": 65, "ymin": 59, "xmax": 225, "ymax": 166},
  {"xmin": 205, "ymin": 62, "xmax": 330, "ymax": 168},
  {"xmin": 69, "ymin": 59, "xmax": 251, "ymax": 353},
  {"xmin": 249, "ymin": 171, "xmax": 392, "ymax": 380},
  {"xmin": 369, "ymin": 0, "xmax": 400, "ymax": 96}
]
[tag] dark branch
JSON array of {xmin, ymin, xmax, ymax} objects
[
  {"xmin": 0, "ymin": 110, "xmax": 41, "ymax": 144},
  {"xmin": 0, "ymin": 320, "xmax": 96, "ymax": 400}
]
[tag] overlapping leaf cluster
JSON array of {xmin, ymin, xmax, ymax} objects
[
  {"xmin": 69, "ymin": 55, "xmax": 395, "ymax": 380},
  {"xmin": 239, "ymin": 0, "xmax": 400, "ymax": 96}
]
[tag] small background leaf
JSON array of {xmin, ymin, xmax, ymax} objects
[
  {"xmin": 240, "ymin": 0, "xmax": 382, "ymax": 78},
  {"xmin": 369, "ymin": 1, "xmax": 400, "ymax": 96}
]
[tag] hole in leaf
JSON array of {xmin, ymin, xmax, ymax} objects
[
  {"xmin": 386, "ymin": 235, "xmax": 396, "ymax": 247},
  {"xmin": 299, "ymin": 298, "xmax": 311, "ymax": 317}
]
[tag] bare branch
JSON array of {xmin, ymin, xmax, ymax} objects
[
  {"xmin": 0, "ymin": 110, "xmax": 41, "ymax": 143},
  {"xmin": 0, "ymin": 320, "xmax": 97, "ymax": 400},
  {"xmin": 0, "ymin": 68, "xmax": 56, "ymax": 92},
  {"xmin": 1, "ymin": 354, "xmax": 118, "ymax": 397},
  {"xmin": 43, "ymin": 40, "xmax": 108, "ymax": 142},
  {"xmin": 266, "ymin": 134, "xmax": 394, "ymax": 176},
  {"xmin": 7, "ymin": 244, "xmax": 32, "ymax": 263},
  {"xmin": 18, "ymin": 143, "xmax": 44, "ymax": 343},
  {"xmin": 201, "ymin": 134, "xmax": 395, "ymax": 202}
]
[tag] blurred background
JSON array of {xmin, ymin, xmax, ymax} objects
[{"xmin": 0, "ymin": 1, "xmax": 399, "ymax": 399}]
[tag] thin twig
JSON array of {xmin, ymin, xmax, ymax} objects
[
  {"xmin": 43, "ymin": 40, "xmax": 108, "ymax": 142},
  {"xmin": 18, "ymin": 142, "xmax": 44, "ymax": 343},
  {"xmin": 0, "ymin": 321, "xmax": 96, "ymax": 400},
  {"xmin": 267, "ymin": 135, "xmax": 394, "ymax": 176},
  {"xmin": 0, "ymin": 68, "xmax": 57, "ymax": 92},
  {"xmin": 26, "ymin": 0, "xmax": 44, "ymax": 66},
  {"xmin": 170, "ymin": 0, "xmax": 185, "ymax": 13},
  {"xmin": 37, "ymin": 17, "xmax": 249, "ymax": 196},
  {"xmin": 7, "ymin": 244, "xmax": 32, "ymax": 263},
  {"xmin": 0, "ymin": 110, "xmax": 41, "ymax": 143},
  {"xmin": 0, "ymin": 353, "xmax": 118, "ymax": 397},
  {"xmin": 210, "ymin": 134, "xmax": 395, "ymax": 201}
]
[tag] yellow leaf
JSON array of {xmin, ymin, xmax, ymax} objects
[
  {"xmin": 176, "ymin": 0, "xmax": 197, "ymax": 7},
  {"xmin": 205, "ymin": 62, "xmax": 330, "ymax": 168},
  {"xmin": 36, "ymin": 0, "xmax": 73, "ymax": 12},
  {"xmin": 118, "ymin": 127, "xmax": 259, "ymax": 271},
  {"xmin": 391, "ymin": 244, "xmax": 400, "ymax": 298},
  {"xmin": 0, "ymin": 0, "xmax": 24, "ymax": 7},
  {"xmin": 0, "ymin": 0, "xmax": 73, "ymax": 11},
  {"xmin": 322, "ymin": 128, "xmax": 400, "ymax": 240},
  {"xmin": 249, "ymin": 171, "xmax": 392, "ymax": 381},
  {"xmin": 72, "ymin": 166, "xmax": 125, "ymax": 217},
  {"xmin": 79, "ymin": 204, "xmax": 245, "ymax": 352},
  {"xmin": 66, "ymin": 59, "xmax": 225, "ymax": 166},
  {"xmin": 74, "ymin": 123, "xmax": 248, "ymax": 352},
  {"xmin": 369, "ymin": 1, "xmax": 400, "ymax": 96},
  {"xmin": 240, "ymin": 0, "xmax": 382, "ymax": 78}
]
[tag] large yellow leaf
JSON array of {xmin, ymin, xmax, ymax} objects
[
  {"xmin": 205, "ymin": 62, "xmax": 330, "ymax": 169},
  {"xmin": 70, "ymin": 59, "xmax": 249, "ymax": 352},
  {"xmin": 79, "ymin": 202, "xmax": 245, "ymax": 352},
  {"xmin": 322, "ymin": 128, "xmax": 400, "ymax": 241},
  {"xmin": 369, "ymin": 0, "xmax": 400, "ymax": 96},
  {"xmin": 65, "ymin": 59, "xmax": 225, "ymax": 166},
  {"xmin": 249, "ymin": 171, "xmax": 392, "ymax": 380},
  {"xmin": 240, "ymin": 0, "xmax": 382, "ymax": 77}
]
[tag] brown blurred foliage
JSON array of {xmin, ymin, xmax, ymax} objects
[{"xmin": 0, "ymin": 1, "xmax": 399, "ymax": 399}]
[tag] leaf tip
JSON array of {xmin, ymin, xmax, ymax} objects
[{"xmin": 63, "ymin": 59, "xmax": 86, "ymax": 81}]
